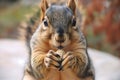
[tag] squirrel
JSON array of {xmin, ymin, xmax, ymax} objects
[{"xmin": 21, "ymin": 0, "xmax": 95, "ymax": 80}]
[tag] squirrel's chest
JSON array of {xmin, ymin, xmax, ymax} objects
[{"xmin": 44, "ymin": 69, "xmax": 79, "ymax": 80}]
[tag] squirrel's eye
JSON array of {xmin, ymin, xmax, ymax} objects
[
  {"xmin": 72, "ymin": 19, "xmax": 76, "ymax": 26},
  {"xmin": 44, "ymin": 20, "xmax": 48, "ymax": 26}
]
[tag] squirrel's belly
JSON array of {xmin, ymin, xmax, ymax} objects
[
  {"xmin": 61, "ymin": 69, "xmax": 80, "ymax": 80},
  {"xmin": 45, "ymin": 69, "xmax": 60, "ymax": 80},
  {"xmin": 44, "ymin": 69, "xmax": 79, "ymax": 80}
]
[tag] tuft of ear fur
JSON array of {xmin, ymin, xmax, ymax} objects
[
  {"xmin": 40, "ymin": 0, "xmax": 49, "ymax": 21},
  {"xmin": 67, "ymin": 0, "xmax": 76, "ymax": 16}
]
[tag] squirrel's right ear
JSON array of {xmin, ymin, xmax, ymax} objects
[
  {"xmin": 40, "ymin": 0, "xmax": 49, "ymax": 21},
  {"xmin": 67, "ymin": 0, "xmax": 76, "ymax": 16}
]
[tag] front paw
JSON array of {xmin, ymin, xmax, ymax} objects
[
  {"xmin": 59, "ymin": 52, "xmax": 75, "ymax": 71},
  {"xmin": 44, "ymin": 50, "xmax": 61, "ymax": 70}
]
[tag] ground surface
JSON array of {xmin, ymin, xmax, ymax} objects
[{"xmin": 0, "ymin": 39, "xmax": 120, "ymax": 80}]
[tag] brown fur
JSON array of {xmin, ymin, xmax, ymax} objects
[{"xmin": 22, "ymin": 0, "xmax": 95, "ymax": 80}]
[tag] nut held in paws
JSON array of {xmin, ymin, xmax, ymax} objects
[{"xmin": 56, "ymin": 49, "xmax": 65, "ymax": 58}]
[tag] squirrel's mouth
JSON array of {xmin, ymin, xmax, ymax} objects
[{"xmin": 57, "ymin": 45, "xmax": 64, "ymax": 49}]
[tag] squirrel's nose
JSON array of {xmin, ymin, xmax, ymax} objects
[
  {"xmin": 57, "ymin": 39, "xmax": 65, "ymax": 43},
  {"xmin": 56, "ymin": 35, "xmax": 65, "ymax": 43},
  {"xmin": 56, "ymin": 27, "xmax": 64, "ymax": 37},
  {"xmin": 55, "ymin": 27, "xmax": 65, "ymax": 43}
]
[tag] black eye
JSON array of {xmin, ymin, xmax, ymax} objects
[
  {"xmin": 72, "ymin": 19, "xmax": 76, "ymax": 26},
  {"xmin": 44, "ymin": 20, "xmax": 48, "ymax": 26}
]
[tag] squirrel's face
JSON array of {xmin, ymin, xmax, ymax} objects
[{"xmin": 39, "ymin": 0, "xmax": 79, "ymax": 49}]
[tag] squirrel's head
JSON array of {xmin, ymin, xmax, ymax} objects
[{"xmin": 39, "ymin": 0, "xmax": 80, "ymax": 49}]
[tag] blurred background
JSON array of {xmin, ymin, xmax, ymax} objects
[{"xmin": 0, "ymin": 0, "xmax": 120, "ymax": 80}]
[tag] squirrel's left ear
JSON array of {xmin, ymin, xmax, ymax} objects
[
  {"xmin": 67, "ymin": 0, "xmax": 76, "ymax": 16},
  {"xmin": 40, "ymin": 0, "xmax": 49, "ymax": 21}
]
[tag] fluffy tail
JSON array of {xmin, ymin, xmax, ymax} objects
[
  {"xmin": 18, "ymin": 9, "xmax": 41, "ymax": 48},
  {"xmin": 18, "ymin": 8, "xmax": 41, "ymax": 78}
]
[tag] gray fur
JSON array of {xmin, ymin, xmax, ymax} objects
[{"xmin": 46, "ymin": 5, "xmax": 73, "ymax": 32}]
